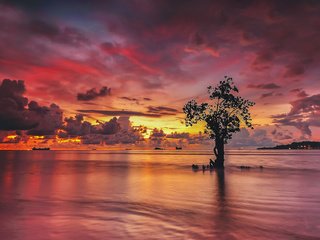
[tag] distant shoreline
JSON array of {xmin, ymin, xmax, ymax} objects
[{"xmin": 257, "ymin": 141, "xmax": 320, "ymax": 150}]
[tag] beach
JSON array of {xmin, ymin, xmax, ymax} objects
[{"xmin": 0, "ymin": 150, "xmax": 319, "ymax": 239}]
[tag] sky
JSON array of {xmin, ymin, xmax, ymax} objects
[{"xmin": 0, "ymin": 0, "xmax": 319, "ymax": 149}]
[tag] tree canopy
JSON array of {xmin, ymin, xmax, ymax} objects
[{"xmin": 183, "ymin": 76, "xmax": 255, "ymax": 167}]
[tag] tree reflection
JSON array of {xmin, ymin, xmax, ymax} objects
[{"xmin": 214, "ymin": 169, "xmax": 232, "ymax": 238}]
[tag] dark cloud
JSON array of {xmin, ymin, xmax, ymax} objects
[
  {"xmin": 94, "ymin": 117, "xmax": 120, "ymax": 135},
  {"xmin": 62, "ymin": 114, "xmax": 121, "ymax": 137},
  {"xmin": 166, "ymin": 132, "xmax": 190, "ymax": 139},
  {"xmin": 97, "ymin": 118, "xmax": 145, "ymax": 145},
  {"xmin": 148, "ymin": 129, "xmax": 211, "ymax": 147},
  {"xmin": 185, "ymin": 31, "xmax": 219, "ymax": 57},
  {"xmin": 100, "ymin": 42, "xmax": 120, "ymax": 55},
  {"xmin": 228, "ymin": 128, "xmax": 276, "ymax": 148},
  {"xmin": 119, "ymin": 96, "xmax": 139, "ymax": 104},
  {"xmin": 28, "ymin": 100, "xmax": 49, "ymax": 114},
  {"xmin": 149, "ymin": 128, "xmax": 167, "ymax": 147},
  {"xmin": 191, "ymin": 32, "xmax": 205, "ymax": 46},
  {"xmin": 271, "ymin": 127, "xmax": 293, "ymax": 141},
  {"xmin": 2, "ymin": 2, "xmax": 320, "ymax": 65},
  {"xmin": 187, "ymin": 132, "xmax": 210, "ymax": 145},
  {"xmin": 117, "ymin": 116, "xmax": 131, "ymax": 131},
  {"xmin": 101, "ymin": 116, "xmax": 145, "ymax": 145},
  {"xmin": 78, "ymin": 109, "xmax": 162, "ymax": 118},
  {"xmin": 283, "ymin": 63, "xmax": 305, "ymax": 78},
  {"xmin": 28, "ymin": 19, "xmax": 59, "ymax": 39},
  {"xmin": 290, "ymin": 88, "xmax": 309, "ymax": 98},
  {"xmin": 0, "ymin": 79, "xmax": 63, "ymax": 134},
  {"xmin": 104, "ymin": 128, "xmax": 144, "ymax": 145},
  {"xmin": 80, "ymin": 134, "xmax": 102, "ymax": 145},
  {"xmin": 26, "ymin": 103, "xmax": 63, "ymax": 136},
  {"xmin": 120, "ymin": 97, "xmax": 138, "ymax": 101},
  {"xmin": 0, "ymin": 1, "xmax": 320, "ymax": 147},
  {"xmin": 233, "ymin": 1, "xmax": 320, "ymax": 88},
  {"xmin": 251, "ymin": 51, "xmax": 274, "ymax": 70},
  {"xmin": 58, "ymin": 114, "xmax": 144, "ymax": 145},
  {"xmin": 290, "ymin": 88, "xmax": 301, "ymax": 93},
  {"xmin": 142, "ymin": 78, "xmax": 164, "ymax": 89},
  {"xmin": 260, "ymin": 92, "xmax": 274, "ymax": 99},
  {"xmin": 297, "ymin": 91, "xmax": 308, "ymax": 98},
  {"xmin": 61, "ymin": 114, "xmax": 91, "ymax": 136},
  {"xmin": 120, "ymin": 97, "xmax": 153, "ymax": 104},
  {"xmin": 272, "ymin": 94, "xmax": 320, "ymax": 136},
  {"xmin": 147, "ymin": 106, "xmax": 178, "ymax": 116},
  {"xmin": 0, "ymin": 79, "xmax": 37, "ymax": 130},
  {"xmin": 248, "ymin": 83, "xmax": 281, "ymax": 89},
  {"xmin": 27, "ymin": 19, "xmax": 90, "ymax": 46},
  {"xmin": 0, "ymin": 79, "xmax": 27, "ymax": 109},
  {"xmin": 148, "ymin": 106, "xmax": 178, "ymax": 112},
  {"xmin": 1, "ymin": 0, "xmax": 319, "ymax": 103},
  {"xmin": 77, "ymin": 86, "xmax": 111, "ymax": 101},
  {"xmin": 150, "ymin": 128, "xmax": 166, "ymax": 139}
]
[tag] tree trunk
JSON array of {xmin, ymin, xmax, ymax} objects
[{"xmin": 214, "ymin": 137, "xmax": 225, "ymax": 168}]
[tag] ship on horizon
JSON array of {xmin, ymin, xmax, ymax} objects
[{"xmin": 32, "ymin": 147, "xmax": 50, "ymax": 150}]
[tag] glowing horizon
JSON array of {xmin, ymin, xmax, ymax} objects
[{"xmin": 0, "ymin": 1, "xmax": 319, "ymax": 149}]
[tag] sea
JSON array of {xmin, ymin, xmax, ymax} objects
[{"xmin": 0, "ymin": 150, "xmax": 319, "ymax": 239}]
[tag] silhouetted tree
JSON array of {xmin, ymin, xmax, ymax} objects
[{"xmin": 183, "ymin": 76, "xmax": 255, "ymax": 168}]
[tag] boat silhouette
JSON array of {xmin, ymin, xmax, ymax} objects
[{"xmin": 32, "ymin": 147, "xmax": 50, "ymax": 150}]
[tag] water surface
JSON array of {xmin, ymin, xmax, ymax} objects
[{"xmin": 0, "ymin": 150, "xmax": 319, "ymax": 239}]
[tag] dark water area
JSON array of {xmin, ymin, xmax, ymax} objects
[{"xmin": 0, "ymin": 150, "xmax": 319, "ymax": 239}]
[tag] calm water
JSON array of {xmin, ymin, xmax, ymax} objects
[{"xmin": 0, "ymin": 150, "xmax": 319, "ymax": 239}]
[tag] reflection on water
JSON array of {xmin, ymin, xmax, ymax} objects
[{"xmin": 0, "ymin": 150, "xmax": 319, "ymax": 239}]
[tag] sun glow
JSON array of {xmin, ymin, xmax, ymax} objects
[
  {"xmin": 6, "ymin": 135, "xmax": 18, "ymax": 139},
  {"xmin": 57, "ymin": 137, "xmax": 81, "ymax": 144},
  {"xmin": 29, "ymin": 136, "xmax": 45, "ymax": 140}
]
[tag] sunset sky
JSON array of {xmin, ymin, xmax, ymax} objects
[{"xmin": 0, "ymin": 0, "xmax": 319, "ymax": 149}]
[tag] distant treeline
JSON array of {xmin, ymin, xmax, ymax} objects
[{"xmin": 257, "ymin": 141, "xmax": 320, "ymax": 150}]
